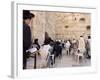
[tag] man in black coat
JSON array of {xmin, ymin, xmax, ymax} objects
[{"xmin": 23, "ymin": 10, "xmax": 35, "ymax": 69}]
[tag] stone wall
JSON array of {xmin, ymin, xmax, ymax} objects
[
  {"xmin": 31, "ymin": 11, "xmax": 91, "ymax": 44},
  {"xmin": 30, "ymin": 11, "xmax": 46, "ymax": 45}
]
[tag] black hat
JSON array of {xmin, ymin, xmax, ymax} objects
[{"xmin": 23, "ymin": 10, "xmax": 35, "ymax": 20}]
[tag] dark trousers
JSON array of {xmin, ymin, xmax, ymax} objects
[
  {"xmin": 23, "ymin": 51, "xmax": 27, "ymax": 69},
  {"xmin": 23, "ymin": 57, "xmax": 27, "ymax": 69}
]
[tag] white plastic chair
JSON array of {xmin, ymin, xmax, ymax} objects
[{"xmin": 74, "ymin": 49, "xmax": 85, "ymax": 63}]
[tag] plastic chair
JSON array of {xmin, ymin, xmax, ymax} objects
[{"xmin": 74, "ymin": 49, "xmax": 85, "ymax": 63}]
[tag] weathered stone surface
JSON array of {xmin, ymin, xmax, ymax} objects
[{"xmin": 31, "ymin": 11, "xmax": 90, "ymax": 44}]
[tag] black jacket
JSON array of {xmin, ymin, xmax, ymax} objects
[{"xmin": 23, "ymin": 23, "xmax": 32, "ymax": 52}]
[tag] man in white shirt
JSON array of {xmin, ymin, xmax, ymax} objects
[{"xmin": 65, "ymin": 40, "xmax": 71, "ymax": 55}]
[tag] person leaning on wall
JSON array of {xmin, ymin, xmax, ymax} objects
[{"xmin": 23, "ymin": 10, "xmax": 35, "ymax": 69}]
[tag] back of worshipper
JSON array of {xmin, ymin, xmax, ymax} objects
[
  {"xmin": 53, "ymin": 40, "xmax": 62, "ymax": 58},
  {"xmin": 39, "ymin": 40, "xmax": 52, "ymax": 68},
  {"xmin": 78, "ymin": 36, "xmax": 86, "ymax": 54},
  {"xmin": 65, "ymin": 40, "xmax": 71, "ymax": 55},
  {"xmin": 23, "ymin": 10, "xmax": 35, "ymax": 69}
]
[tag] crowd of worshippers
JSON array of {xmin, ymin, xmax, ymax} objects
[
  {"xmin": 27, "ymin": 35, "xmax": 91, "ymax": 68},
  {"xmin": 32, "ymin": 35, "xmax": 91, "ymax": 58}
]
